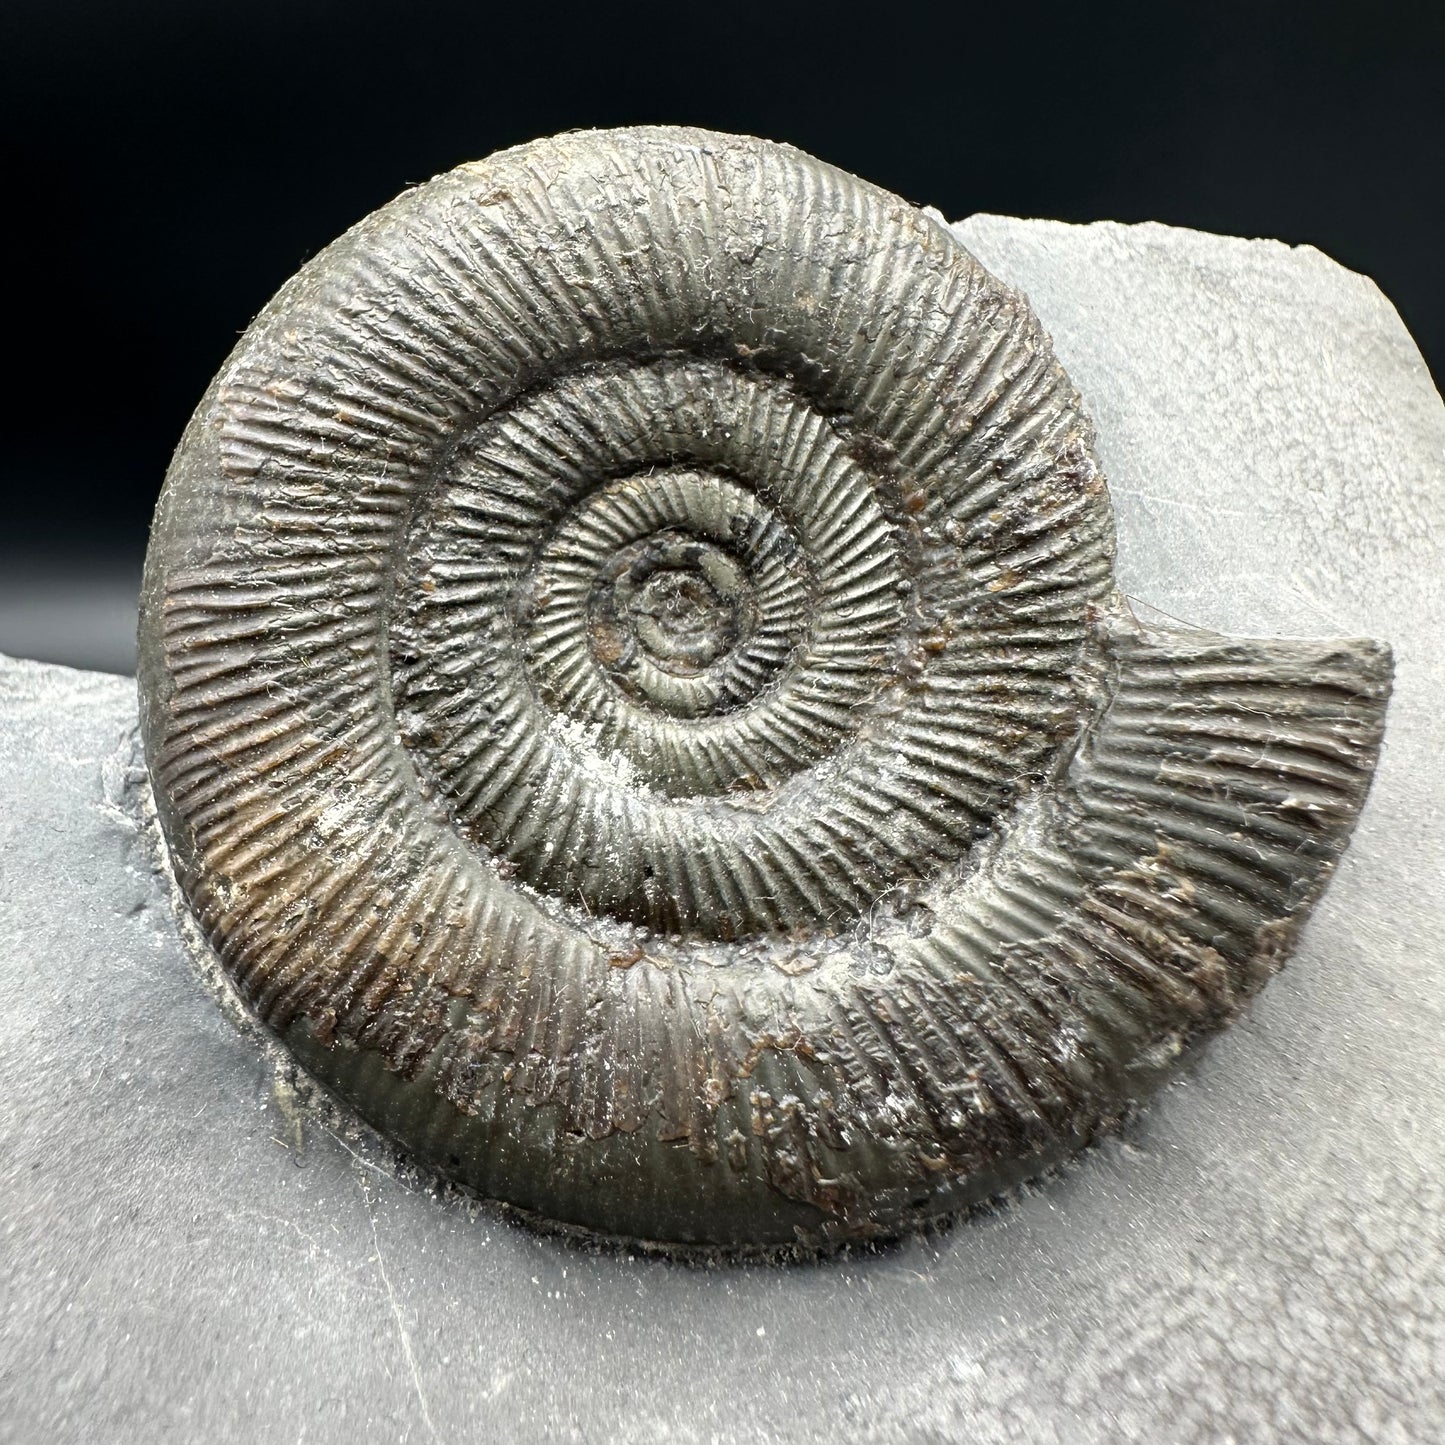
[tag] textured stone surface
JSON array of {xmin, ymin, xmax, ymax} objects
[{"xmin": 3, "ymin": 215, "xmax": 1443, "ymax": 1440}]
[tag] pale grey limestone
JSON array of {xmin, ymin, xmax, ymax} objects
[{"xmin": 2, "ymin": 216, "xmax": 1442, "ymax": 1442}]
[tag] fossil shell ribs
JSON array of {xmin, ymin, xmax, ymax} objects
[{"xmin": 138, "ymin": 126, "xmax": 1390, "ymax": 1249}]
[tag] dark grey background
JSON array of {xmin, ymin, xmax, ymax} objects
[{"xmin": 1, "ymin": 0, "xmax": 1442, "ymax": 674}]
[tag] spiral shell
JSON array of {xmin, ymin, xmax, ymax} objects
[{"xmin": 139, "ymin": 127, "xmax": 1390, "ymax": 1250}]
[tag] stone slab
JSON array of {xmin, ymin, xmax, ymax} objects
[{"xmin": 2, "ymin": 216, "xmax": 1443, "ymax": 1443}]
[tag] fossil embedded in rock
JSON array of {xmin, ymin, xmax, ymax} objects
[{"xmin": 138, "ymin": 126, "xmax": 1391, "ymax": 1250}]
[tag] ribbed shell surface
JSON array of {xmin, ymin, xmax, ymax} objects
[{"xmin": 139, "ymin": 127, "xmax": 1390, "ymax": 1249}]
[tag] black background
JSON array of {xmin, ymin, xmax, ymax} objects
[{"xmin": 1, "ymin": 0, "xmax": 1441, "ymax": 666}]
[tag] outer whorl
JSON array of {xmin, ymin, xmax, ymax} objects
[{"xmin": 139, "ymin": 127, "xmax": 1391, "ymax": 1250}]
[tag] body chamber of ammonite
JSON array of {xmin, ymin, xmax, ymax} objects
[{"xmin": 139, "ymin": 126, "xmax": 1390, "ymax": 1250}]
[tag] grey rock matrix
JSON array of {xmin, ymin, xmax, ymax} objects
[{"xmin": 2, "ymin": 210, "xmax": 1440, "ymax": 1438}]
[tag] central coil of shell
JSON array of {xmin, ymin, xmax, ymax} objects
[{"xmin": 392, "ymin": 352, "xmax": 1110, "ymax": 942}]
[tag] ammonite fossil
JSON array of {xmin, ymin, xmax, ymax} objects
[{"xmin": 139, "ymin": 126, "xmax": 1390, "ymax": 1251}]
